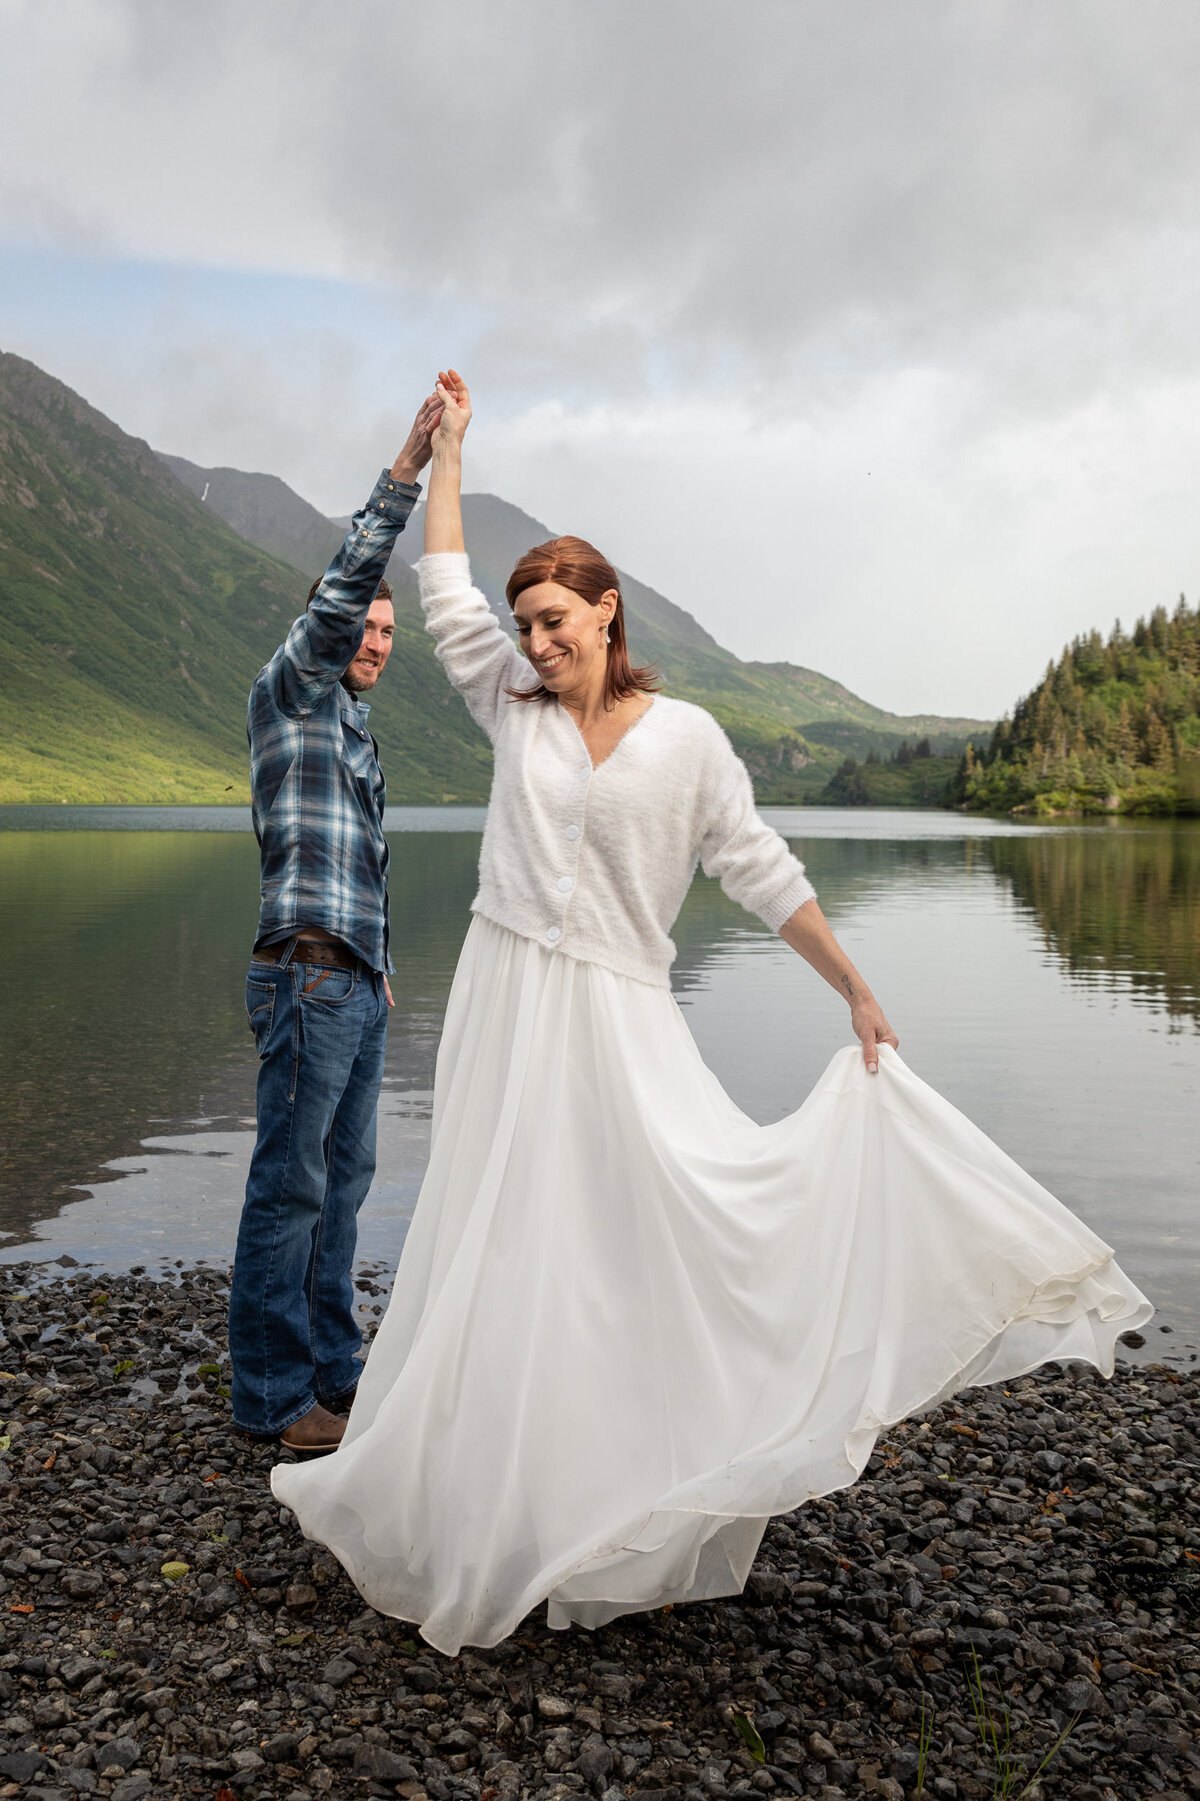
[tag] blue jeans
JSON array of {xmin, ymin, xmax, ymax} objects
[{"xmin": 229, "ymin": 950, "xmax": 388, "ymax": 1436}]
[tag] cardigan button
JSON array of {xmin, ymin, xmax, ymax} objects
[
  {"xmin": 564, "ymin": 824, "xmax": 579, "ymax": 841},
  {"xmin": 577, "ymin": 766, "xmax": 590, "ymax": 781},
  {"xmin": 546, "ymin": 926, "xmax": 562, "ymax": 944},
  {"xmin": 556, "ymin": 876, "xmax": 573, "ymax": 893}
]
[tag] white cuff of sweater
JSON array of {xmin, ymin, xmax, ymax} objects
[
  {"xmin": 417, "ymin": 551, "xmax": 472, "ymax": 599},
  {"xmin": 759, "ymin": 871, "xmax": 818, "ymax": 932}
]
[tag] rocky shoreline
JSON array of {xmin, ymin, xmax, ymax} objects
[{"xmin": 1, "ymin": 1262, "xmax": 1197, "ymax": 1801}]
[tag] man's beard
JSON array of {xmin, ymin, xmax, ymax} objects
[{"xmin": 342, "ymin": 665, "xmax": 377, "ymax": 692}]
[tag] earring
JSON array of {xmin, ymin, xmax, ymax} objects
[{"xmin": 604, "ymin": 628, "xmax": 611, "ymax": 644}]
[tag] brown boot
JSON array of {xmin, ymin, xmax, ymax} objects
[{"xmin": 279, "ymin": 1403, "xmax": 346, "ymax": 1455}]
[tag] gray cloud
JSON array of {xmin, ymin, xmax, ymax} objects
[{"xmin": 2, "ymin": 0, "xmax": 1200, "ymax": 714}]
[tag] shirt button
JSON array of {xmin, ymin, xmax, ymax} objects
[
  {"xmin": 556, "ymin": 876, "xmax": 573, "ymax": 893},
  {"xmin": 578, "ymin": 766, "xmax": 590, "ymax": 781},
  {"xmin": 546, "ymin": 926, "xmax": 562, "ymax": 944},
  {"xmin": 564, "ymin": 824, "xmax": 579, "ymax": 841}
]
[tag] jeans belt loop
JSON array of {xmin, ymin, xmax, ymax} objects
[{"xmin": 276, "ymin": 935, "xmax": 301, "ymax": 971}]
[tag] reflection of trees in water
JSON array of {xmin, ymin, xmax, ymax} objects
[
  {"xmin": 984, "ymin": 826, "xmax": 1200, "ymax": 1028},
  {"xmin": 17, "ymin": 819, "xmax": 1192, "ymax": 1246},
  {"xmin": 670, "ymin": 836, "xmax": 967, "ymax": 993},
  {"xmin": 0, "ymin": 831, "xmax": 482, "ymax": 1242},
  {"xmin": 0, "ymin": 830, "xmax": 264, "ymax": 1238}
]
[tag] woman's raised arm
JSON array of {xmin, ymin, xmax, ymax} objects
[
  {"xmin": 424, "ymin": 368, "xmax": 471, "ymax": 553},
  {"xmin": 417, "ymin": 370, "xmax": 530, "ymax": 740}
]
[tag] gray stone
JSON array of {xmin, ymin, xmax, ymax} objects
[
  {"xmin": 33, "ymin": 1694, "xmax": 74, "ymax": 1727},
  {"xmin": 60, "ymin": 1568, "xmax": 104, "ymax": 1598},
  {"xmin": 0, "ymin": 1751, "xmax": 49, "ymax": 1782},
  {"xmin": 262, "ymin": 1731, "xmax": 302, "ymax": 1763},
  {"xmin": 577, "ymin": 1733, "xmax": 616, "ymax": 1789},
  {"xmin": 99, "ymin": 1737, "xmax": 141, "ymax": 1771},
  {"xmin": 59, "ymin": 1770, "xmax": 98, "ymax": 1795},
  {"xmin": 745, "ymin": 1571, "xmax": 791, "ymax": 1607},
  {"xmin": 320, "ymin": 1654, "xmax": 359, "ymax": 1687},
  {"xmin": 537, "ymin": 1692, "xmax": 574, "ymax": 1720},
  {"xmin": 354, "ymin": 1744, "xmax": 421, "ymax": 1782},
  {"xmin": 59, "ymin": 1654, "xmax": 103, "ymax": 1687}
]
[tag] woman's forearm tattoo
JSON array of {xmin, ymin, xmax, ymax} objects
[{"xmin": 841, "ymin": 974, "xmax": 854, "ymax": 1000}]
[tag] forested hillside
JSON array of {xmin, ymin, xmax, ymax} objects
[
  {"xmin": 955, "ymin": 599, "xmax": 1200, "ymax": 815},
  {"xmin": 0, "ymin": 350, "xmax": 991, "ymax": 807},
  {"xmin": 0, "ymin": 353, "xmax": 493, "ymax": 804}
]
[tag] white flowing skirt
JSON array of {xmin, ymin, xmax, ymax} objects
[{"xmin": 272, "ymin": 916, "xmax": 1151, "ymax": 1655}]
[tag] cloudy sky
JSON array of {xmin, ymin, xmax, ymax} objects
[{"xmin": 2, "ymin": 0, "xmax": 1199, "ymax": 718}]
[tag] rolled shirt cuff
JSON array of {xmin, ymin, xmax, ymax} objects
[{"xmin": 366, "ymin": 469, "xmax": 422, "ymax": 522}]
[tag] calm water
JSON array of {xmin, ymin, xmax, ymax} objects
[{"xmin": 1, "ymin": 806, "xmax": 1197, "ymax": 1349}]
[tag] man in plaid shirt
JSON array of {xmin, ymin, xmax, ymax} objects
[{"xmin": 229, "ymin": 390, "xmax": 441, "ymax": 1453}]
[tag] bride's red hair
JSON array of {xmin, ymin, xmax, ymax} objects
[{"xmin": 505, "ymin": 536, "xmax": 660, "ymax": 707}]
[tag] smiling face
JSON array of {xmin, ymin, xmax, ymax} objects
[
  {"xmin": 511, "ymin": 580, "xmax": 617, "ymax": 696},
  {"xmin": 342, "ymin": 593, "xmax": 395, "ymax": 692}
]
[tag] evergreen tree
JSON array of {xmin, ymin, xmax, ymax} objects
[{"xmin": 954, "ymin": 593, "xmax": 1200, "ymax": 815}]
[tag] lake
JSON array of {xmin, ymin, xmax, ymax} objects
[{"xmin": 1, "ymin": 805, "xmax": 1197, "ymax": 1352}]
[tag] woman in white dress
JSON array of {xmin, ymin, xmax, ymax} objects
[{"xmin": 273, "ymin": 372, "xmax": 1151, "ymax": 1656}]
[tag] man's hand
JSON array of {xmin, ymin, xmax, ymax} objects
[
  {"xmin": 383, "ymin": 976, "xmax": 395, "ymax": 1009},
  {"xmin": 390, "ymin": 391, "xmax": 443, "ymax": 486},
  {"xmin": 432, "ymin": 368, "xmax": 471, "ymax": 450}
]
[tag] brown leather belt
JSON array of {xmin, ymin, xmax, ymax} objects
[{"xmin": 253, "ymin": 936, "xmax": 359, "ymax": 971}]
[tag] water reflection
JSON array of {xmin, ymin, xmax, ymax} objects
[
  {"xmin": 985, "ymin": 826, "xmax": 1200, "ymax": 1028},
  {"xmin": 1, "ymin": 812, "xmax": 1198, "ymax": 1339},
  {"xmin": 0, "ymin": 831, "xmax": 482, "ymax": 1241}
]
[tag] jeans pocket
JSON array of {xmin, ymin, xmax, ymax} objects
[
  {"xmin": 246, "ymin": 979, "xmax": 276, "ymax": 1057},
  {"xmin": 298, "ymin": 966, "xmax": 357, "ymax": 1007}
]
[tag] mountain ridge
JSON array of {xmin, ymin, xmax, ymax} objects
[
  {"xmin": 0, "ymin": 348, "xmax": 988, "ymax": 809},
  {"xmin": 0, "ymin": 351, "xmax": 492, "ymax": 804},
  {"xmin": 162, "ymin": 453, "xmax": 992, "ymax": 796}
]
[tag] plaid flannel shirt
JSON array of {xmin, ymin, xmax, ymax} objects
[{"xmin": 247, "ymin": 469, "xmax": 420, "ymax": 973}]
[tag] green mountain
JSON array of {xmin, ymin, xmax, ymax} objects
[
  {"xmin": 394, "ymin": 493, "xmax": 991, "ymax": 799},
  {"xmin": 1, "ymin": 351, "xmax": 989, "ymax": 807},
  {"xmin": 158, "ymin": 451, "xmax": 346, "ymax": 578},
  {"xmin": 0, "ymin": 352, "xmax": 491, "ymax": 804},
  {"xmin": 954, "ymin": 600, "xmax": 1200, "ymax": 815}
]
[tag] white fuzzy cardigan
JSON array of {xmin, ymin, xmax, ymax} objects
[{"xmin": 418, "ymin": 553, "xmax": 817, "ymax": 988}]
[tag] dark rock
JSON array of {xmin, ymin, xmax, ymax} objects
[
  {"xmin": 192, "ymin": 1581, "xmax": 241, "ymax": 1620},
  {"xmin": 98, "ymin": 1737, "xmax": 141, "ymax": 1771},
  {"xmin": 745, "ymin": 1571, "xmax": 791, "ymax": 1607},
  {"xmin": 404, "ymin": 1661, "xmax": 442, "ymax": 1694},
  {"xmin": 0, "ymin": 1751, "xmax": 49, "ymax": 1782},
  {"xmin": 110, "ymin": 1780, "xmax": 152, "ymax": 1801},
  {"xmin": 321, "ymin": 1654, "xmax": 359, "ymax": 1686},
  {"xmin": 59, "ymin": 1654, "xmax": 103, "ymax": 1687},
  {"xmin": 577, "ymin": 1732, "xmax": 616, "ymax": 1788},
  {"xmin": 60, "ymin": 1568, "xmax": 104, "ymax": 1598},
  {"xmin": 33, "ymin": 1694, "xmax": 74, "ymax": 1727},
  {"xmin": 262, "ymin": 1731, "xmax": 302, "ymax": 1763},
  {"xmin": 354, "ymin": 1744, "xmax": 422, "ymax": 1782},
  {"xmin": 59, "ymin": 1770, "xmax": 98, "ymax": 1795}
]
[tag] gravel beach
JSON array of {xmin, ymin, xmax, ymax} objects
[{"xmin": 1, "ymin": 1262, "xmax": 1197, "ymax": 1801}]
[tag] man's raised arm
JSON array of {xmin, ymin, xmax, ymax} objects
[{"xmin": 265, "ymin": 392, "xmax": 441, "ymax": 717}]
